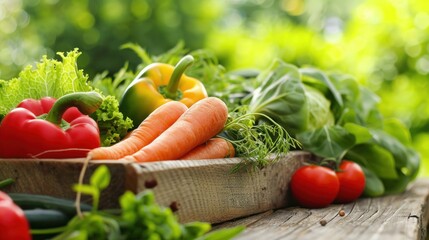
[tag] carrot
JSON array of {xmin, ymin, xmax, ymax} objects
[
  {"xmin": 88, "ymin": 101, "xmax": 188, "ymax": 160},
  {"xmin": 123, "ymin": 97, "xmax": 228, "ymax": 162},
  {"xmin": 179, "ymin": 138, "xmax": 235, "ymax": 160}
]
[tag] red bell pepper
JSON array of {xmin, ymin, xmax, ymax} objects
[
  {"xmin": 0, "ymin": 92, "xmax": 103, "ymax": 158},
  {"xmin": 0, "ymin": 191, "xmax": 31, "ymax": 240}
]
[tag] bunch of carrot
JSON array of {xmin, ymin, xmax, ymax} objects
[{"xmin": 87, "ymin": 97, "xmax": 235, "ymax": 162}]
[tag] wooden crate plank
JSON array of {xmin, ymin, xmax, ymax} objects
[
  {"xmin": 132, "ymin": 151, "xmax": 307, "ymax": 223},
  {"xmin": 0, "ymin": 151, "xmax": 308, "ymax": 223},
  {"xmin": 0, "ymin": 158, "xmax": 132, "ymax": 208},
  {"xmin": 216, "ymin": 178, "xmax": 429, "ymax": 240}
]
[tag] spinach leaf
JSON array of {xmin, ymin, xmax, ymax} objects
[
  {"xmin": 248, "ymin": 59, "xmax": 308, "ymax": 135},
  {"xmin": 296, "ymin": 125, "xmax": 355, "ymax": 160},
  {"xmin": 346, "ymin": 143, "xmax": 398, "ymax": 179},
  {"xmin": 360, "ymin": 166, "xmax": 385, "ymax": 197},
  {"xmin": 300, "ymin": 68, "xmax": 343, "ymax": 108},
  {"xmin": 343, "ymin": 123, "xmax": 372, "ymax": 144},
  {"xmin": 382, "ymin": 171, "xmax": 413, "ymax": 195},
  {"xmin": 370, "ymin": 129, "xmax": 418, "ymax": 174},
  {"xmin": 382, "ymin": 118, "xmax": 412, "ymax": 146},
  {"xmin": 329, "ymin": 73, "xmax": 383, "ymax": 127}
]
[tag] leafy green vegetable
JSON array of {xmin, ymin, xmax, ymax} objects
[
  {"xmin": 329, "ymin": 73, "xmax": 383, "ymax": 127},
  {"xmin": 221, "ymin": 106, "xmax": 300, "ymax": 171},
  {"xmin": 343, "ymin": 123, "xmax": 372, "ymax": 144},
  {"xmin": 382, "ymin": 118, "xmax": 412, "ymax": 146},
  {"xmin": 91, "ymin": 62, "xmax": 136, "ymax": 101},
  {"xmin": 296, "ymin": 125, "xmax": 355, "ymax": 161},
  {"xmin": 0, "ymin": 49, "xmax": 91, "ymax": 117},
  {"xmin": 195, "ymin": 225, "xmax": 245, "ymax": 240},
  {"xmin": 0, "ymin": 178, "xmax": 14, "ymax": 189},
  {"xmin": 91, "ymin": 95, "xmax": 133, "ymax": 146},
  {"xmin": 300, "ymin": 68, "xmax": 343, "ymax": 108},
  {"xmin": 346, "ymin": 143, "xmax": 398, "ymax": 179},
  {"xmin": 287, "ymin": 64, "xmax": 420, "ymax": 196},
  {"xmin": 47, "ymin": 165, "xmax": 244, "ymax": 240},
  {"xmin": 0, "ymin": 49, "xmax": 133, "ymax": 146},
  {"xmin": 304, "ymin": 85, "xmax": 335, "ymax": 130},
  {"xmin": 382, "ymin": 172, "xmax": 414, "ymax": 195},
  {"xmin": 360, "ymin": 166, "xmax": 385, "ymax": 197},
  {"xmin": 248, "ymin": 59, "xmax": 308, "ymax": 135}
]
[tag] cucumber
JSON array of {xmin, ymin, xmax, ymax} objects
[
  {"xmin": 9, "ymin": 193, "xmax": 92, "ymax": 216},
  {"xmin": 25, "ymin": 208, "xmax": 72, "ymax": 240},
  {"xmin": 24, "ymin": 208, "xmax": 71, "ymax": 229}
]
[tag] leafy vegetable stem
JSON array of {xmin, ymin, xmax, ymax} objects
[
  {"xmin": 222, "ymin": 106, "xmax": 300, "ymax": 171},
  {"xmin": 31, "ymin": 226, "xmax": 68, "ymax": 235},
  {"xmin": 0, "ymin": 178, "xmax": 14, "ymax": 188},
  {"xmin": 249, "ymin": 93, "xmax": 288, "ymax": 114}
]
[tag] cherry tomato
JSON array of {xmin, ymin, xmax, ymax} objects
[
  {"xmin": 335, "ymin": 160, "xmax": 366, "ymax": 203},
  {"xmin": 290, "ymin": 165, "xmax": 340, "ymax": 208}
]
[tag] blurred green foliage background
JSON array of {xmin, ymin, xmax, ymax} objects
[{"xmin": 1, "ymin": 0, "xmax": 428, "ymax": 175}]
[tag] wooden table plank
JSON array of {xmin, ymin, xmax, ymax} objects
[{"xmin": 216, "ymin": 178, "xmax": 429, "ymax": 240}]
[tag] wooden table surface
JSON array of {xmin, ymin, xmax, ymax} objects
[{"xmin": 215, "ymin": 178, "xmax": 429, "ymax": 240}]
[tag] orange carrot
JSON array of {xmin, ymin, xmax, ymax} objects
[
  {"xmin": 88, "ymin": 101, "xmax": 188, "ymax": 160},
  {"xmin": 179, "ymin": 138, "xmax": 235, "ymax": 160},
  {"xmin": 123, "ymin": 97, "xmax": 228, "ymax": 162}
]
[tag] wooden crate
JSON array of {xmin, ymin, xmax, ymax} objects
[{"xmin": 0, "ymin": 151, "xmax": 308, "ymax": 224}]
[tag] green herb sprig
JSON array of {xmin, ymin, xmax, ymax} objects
[
  {"xmin": 221, "ymin": 106, "xmax": 301, "ymax": 172},
  {"xmin": 38, "ymin": 165, "xmax": 245, "ymax": 240}
]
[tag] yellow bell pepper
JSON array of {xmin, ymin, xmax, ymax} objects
[{"xmin": 119, "ymin": 55, "xmax": 208, "ymax": 127}]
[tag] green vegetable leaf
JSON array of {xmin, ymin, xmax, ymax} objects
[
  {"xmin": 66, "ymin": 166, "xmax": 243, "ymax": 240},
  {"xmin": 359, "ymin": 87, "xmax": 383, "ymax": 128},
  {"xmin": 196, "ymin": 226, "xmax": 245, "ymax": 240},
  {"xmin": 0, "ymin": 178, "xmax": 14, "ymax": 189},
  {"xmin": 182, "ymin": 222, "xmax": 212, "ymax": 239},
  {"xmin": 300, "ymin": 68, "xmax": 343, "ymax": 107},
  {"xmin": 346, "ymin": 143, "xmax": 397, "ymax": 179},
  {"xmin": 73, "ymin": 184, "xmax": 98, "ymax": 196},
  {"xmin": 304, "ymin": 85, "xmax": 335, "ymax": 130},
  {"xmin": 90, "ymin": 95, "xmax": 133, "ymax": 146},
  {"xmin": 382, "ymin": 171, "xmax": 412, "ymax": 195},
  {"xmin": 360, "ymin": 166, "xmax": 385, "ymax": 197},
  {"xmin": 328, "ymin": 73, "xmax": 383, "ymax": 128},
  {"xmin": 382, "ymin": 118, "xmax": 412, "ymax": 146},
  {"xmin": 90, "ymin": 165, "xmax": 110, "ymax": 191},
  {"xmin": 343, "ymin": 123, "xmax": 372, "ymax": 144},
  {"xmin": 0, "ymin": 49, "xmax": 91, "ymax": 117},
  {"xmin": 0, "ymin": 49, "xmax": 133, "ymax": 146},
  {"xmin": 296, "ymin": 125, "xmax": 355, "ymax": 160},
  {"xmin": 370, "ymin": 129, "xmax": 411, "ymax": 169},
  {"xmin": 221, "ymin": 105, "xmax": 300, "ymax": 171},
  {"xmin": 248, "ymin": 59, "xmax": 308, "ymax": 135},
  {"xmin": 404, "ymin": 147, "xmax": 421, "ymax": 180}
]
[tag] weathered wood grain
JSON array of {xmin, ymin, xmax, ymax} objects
[
  {"xmin": 0, "ymin": 158, "xmax": 131, "ymax": 208},
  {"xmin": 129, "ymin": 151, "xmax": 307, "ymax": 223},
  {"xmin": 216, "ymin": 178, "xmax": 429, "ymax": 240},
  {"xmin": 0, "ymin": 151, "xmax": 308, "ymax": 223}
]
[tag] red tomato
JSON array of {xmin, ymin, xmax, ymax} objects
[
  {"xmin": 335, "ymin": 160, "xmax": 366, "ymax": 203},
  {"xmin": 290, "ymin": 165, "xmax": 340, "ymax": 208},
  {"xmin": 0, "ymin": 191, "xmax": 31, "ymax": 240}
]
